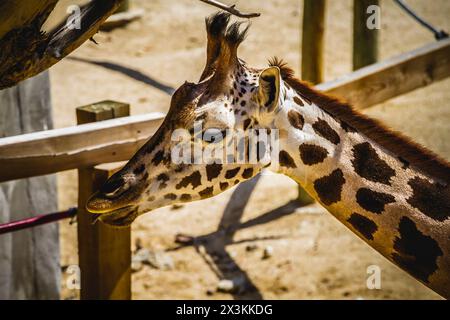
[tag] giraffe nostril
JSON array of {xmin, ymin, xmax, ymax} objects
[{"xmin": 100, "ymin": 176, "xmax": 126, "ymax": 198}]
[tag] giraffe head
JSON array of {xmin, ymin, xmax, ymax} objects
[{"xmin": 86, "ymin": 12, "xmax": 284, "ymax": 226}]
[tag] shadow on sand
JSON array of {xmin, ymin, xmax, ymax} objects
[{"xmin": 170, "ymin": 174, "xmax": 310, "ymax": 300}]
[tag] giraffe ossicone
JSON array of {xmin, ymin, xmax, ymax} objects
[{"xmin": 86, "ymin": 12, "xmax": 450, "ymax": 298}]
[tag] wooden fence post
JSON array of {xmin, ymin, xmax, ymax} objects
[
  {"xmin": 301, "ymin": 0, "xmax": 326, "ymax": 84},
  {"xmin": 76, "ymin": 101, "xmax": 131, "ymax": 300},
  {"xmin": 116, "ymin": 0, "xmax": 130, "ymax": 13},
  {"xmin": 298, "ymin": 0, "xmax": 326, "ymax": 204},
  {"xmin": 353, "ymin": 0, "xmax": 379, "ymax": 69}
]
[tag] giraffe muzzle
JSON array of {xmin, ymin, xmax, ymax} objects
[
  {"xmin": 94, "ymin": 205, "xmax": 138, "ymax": 227},
  {"xmin": 86, "ymin": 190, "xmax": 141, "ymax": 227}
]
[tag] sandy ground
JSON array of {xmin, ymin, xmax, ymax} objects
[{"xmin": 50, "ymin": 0, "xmax": 450, "ymax": 299}]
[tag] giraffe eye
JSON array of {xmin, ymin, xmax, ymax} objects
[{"xmin": 203, "ymin": 128, "xmax": 226, "ymax": 144}]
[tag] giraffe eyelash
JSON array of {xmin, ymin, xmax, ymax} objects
[{"xmin": 195, "ymin": 128, "xmax": 228, "ymax": 144}]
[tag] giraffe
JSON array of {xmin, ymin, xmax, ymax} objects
[{"xmin": 86, "ymin": 12, "xmax": 450, "ymax": 298}]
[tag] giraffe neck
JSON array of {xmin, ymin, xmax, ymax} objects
[{"xmin": 271, "ymin": 79, "xmax": 450, "ymax": 298}]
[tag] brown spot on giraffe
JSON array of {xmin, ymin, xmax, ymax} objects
[
  {"xmin": 351, "ymin": 142, "xmax": 396, "ymax": 185},
  {"xmin": 312, "ymin": 119, "xmax": 341, "ymax": 145},
  {"xmin": 356, "ymin": 188, "xmax": 395, "ymax": 214},
  {"xmin": 392, "ymin": 216, "xmax": 443, "ymax": 283},
  {"xmin": 225, "ymin": 167, "xmax": 240, "ymax": 179},
  {"xmin": 199, "ymin": 186, "xmax": 214, "ymax": 199},
  {"xmin": 220, "ymin": 182, "xmax": 229, "ymax": 191},
  {"xmin": 287, "ymin": 110, "xmax": 304, "ymax": 130},
  {"xmin": 242, "ymin": 168, "xmax": 254, "ymax": 179},
  {"xmin": 293, "ymin": 96, "xmax": 304, "ymax": 107},
  {"xmin": 347, "ymin": 213, "xmax": 378, "ymax": 240},
  {"xmin": 279, "ymin": 150, "xmax": 297, "ymax": 169},
  {"xmin": 176, "ymin": 171, "xmax": 202, "ymax": 190},
  {"xmin": 406, "ymin": 177, "xmax": 450, "ymax": 222},
  {"xmin": 314, "ymin": 169, "xmax": 346, "ymax": 206},
  {"xmin": 164, "ymin": 193, "xmax": 177, "ymax": 200},
  {"xmin": 180, "ymin": 194, "xmax": 192, "ymax": 202},
  {"xmin": 299, "ymin": 143, "xmax": 328, "ymax": 165},
  {"xmin": 157, "ymin": 173, "xmax": 169, "ymax": 190},
  {"xmin": 151, "ymin": 150, "xmax": 165, "ymax": 166},
  {"xmin": 206, "ymin": 163, "xmax": 223, "ymax": 181}
]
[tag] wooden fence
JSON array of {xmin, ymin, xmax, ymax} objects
[{"xmin": 0, "ymin": 7, "xmax": 449, "ymax": 299}]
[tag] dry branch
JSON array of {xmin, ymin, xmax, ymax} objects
[
  {"xmin": 199, "ymin": 0, "xmax": 260, "ymax": 18},
  {"xmin": 0, "ymin": 0, "xmax": 260, "ymax": 90},
  {"xmin": 0, "ymin": 0, "xmax": 124, "ymax": 89}
]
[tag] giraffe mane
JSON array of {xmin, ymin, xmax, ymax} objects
[{"xmin": 269, "ymin": 57, "xmax": 450, "ymax": 184}]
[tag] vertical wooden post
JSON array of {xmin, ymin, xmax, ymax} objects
[
  {"xmin": 299, "ymin": 0, "xmax": 326, "ymax": 204},
  {"xmin": 301, "ymin": 0, "xmax": 326, "ymax": 84},
  {"xmin": 116, "ymin": 0, "xmax": 130, "ymax": 13},
  {"xmin": 76, "ymin": 101, "xmax": 132, "ymax": 300},
  {"xmin": 353, "ymin": 0, "xmax": 379, "ymax": 70}
]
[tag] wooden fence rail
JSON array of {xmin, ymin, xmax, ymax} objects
[
  {"xmin": 320, "ymin": 37, "xmax": 450, "ymax": 109},
  {"xmin": 0, "ymin": 112, "xmax": 164, "ymax": 182},
  {"xmin": 0, "ymin": 38, "xmax": 449, "ymax": 183}
]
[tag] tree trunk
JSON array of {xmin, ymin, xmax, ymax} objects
[{"xmin": 0, "ymin": 0, "xmax": 124, "ymax": 90}]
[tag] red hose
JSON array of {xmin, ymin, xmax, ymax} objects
[{"xmin": 0, "ymin": 207, "xmax": 77, "ymax": 235}]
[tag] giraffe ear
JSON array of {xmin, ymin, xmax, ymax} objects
[{"xmin": 254, "ymin": 66, "xmax": 281, "ymax": 112}]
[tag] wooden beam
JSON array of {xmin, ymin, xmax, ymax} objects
[
  {"xmin": 300, "ymin": 0, "xmax": 325, "ymax": 204},
  {"xmin": 301, "ymin": 0, "xmax": 326, "ymax": 84},
  {"xmin": 116, "ymin": 0, "xmax": 130, "ymax": 13},
  {"xmin": 0, "ymin": 112, "xmax": 165, "ymax": 182},
  {"xmin": 317, "ymin": 38, "xmax": 450, "ymax": 108},
  {"xmin": 76, "ymin": 102, "xmax": 131, "ymax": 300},
  {"xmin": 78, "ymin": 163, "xmax": 131, "ymax": 300},
  {"xmin": 0, "ymin": 0, "xmax": 58, "ymax": 39},
  {"xmin": 353, "ymin": 0, "xmax": 379, "ymax": 70},
  {"xmin": 76, "ymin": 100, "xmax": 130, "ymax": 124},
  {"xmin": 0, "ymin": 39, "xmax": 449, "ymax": 182}
]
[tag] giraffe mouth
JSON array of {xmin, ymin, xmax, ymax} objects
[{"xmin": 95, "ymin": 205, "xmax": 138, "ymax": 227}]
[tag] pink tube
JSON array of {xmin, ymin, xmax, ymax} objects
[{"xmin": 0, "ymin": 208, "xmax": 77, "ymax": 235}]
